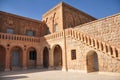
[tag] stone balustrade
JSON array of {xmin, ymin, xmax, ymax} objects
[
  {"xmin": 0, "ymin": 27, "xmax": 119, "ymax": 60},
  {"xmin": 43, "ymin": 31, "xmax": 64, "ymax": 40},
  {"xmin": 65, "ymin": 28, "xmax": 120, "ymax": 60},
  {"xmin": 0, "ymin": 32, "xmax": 40, "ymax": 43}
]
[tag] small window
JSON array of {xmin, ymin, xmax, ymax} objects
[
  {"xmin": 71, "ymin": 49, "xmax": 76, "ymax": 60},
  {"xmin": 68, "ymin": 24, "xmax": 72, "ymax": 28},
  {"xmin": 26, "ymin": 30, "xmax": 35, "ymax": 36},
  {"xmin": 29, "ymin": 51, "xmax": 36, "ymax": 60},
  {"xmin": 46, "ymin": 28, "xmax": 50, "ymax": 35},
  {"xmin": 6, "ymin": 28, "xmax": 14, "ymax": 34},
  {"xmin": 54, "ymin": 24, "xmax": 58, "ymax": 32}
]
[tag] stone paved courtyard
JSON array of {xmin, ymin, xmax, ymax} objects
[{"xmin": 0, "ymin": 69, "xmax": 120, "ymax": 80}]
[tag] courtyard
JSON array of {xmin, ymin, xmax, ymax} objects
[{"xmin": 0, "ymin": 69, "xmax": 120, "ymax": 80}]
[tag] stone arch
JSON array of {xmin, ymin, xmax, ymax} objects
[
  {"xmin": 52, "ymin": 44, "xmax": 62, "ymax": 69},
  {"xmin": 0, "ymin": 45, "xmax": 6, "ymax": 71},
  {"xmin": 27, "ymin": 47, "xmax": 37, "ymax": 69},
  {"xmin": 10, "ymin": 46, "xmax": 23, "ymax": 70},
  {"xmin": 43, "ymin": 47, "xmax": 49, "ymax": 68},
  {"xmin": 86, "ymin": 50, "xmax": 99, "ymax": 73}
]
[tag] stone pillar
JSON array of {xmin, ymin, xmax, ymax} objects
[
  {"xmin": 62, "ymin": 48, "xmax": 67, "ymax": 71},
  {"xmin": 22, "ymin": 50, "xmax": 27, "ymax": 70},
  {"xmin": 112, "ymin": 47, "xmax": 116, "ymax": 57},
  {"xmin": 62, "ymin": 30, "xmax": 68, "ymax": 71},
  {"xmin": 49, "ymin": 49, "xmax": 54, "ymax": 69},
  {"xmin": 36, "ymin": 49, "xmax": 43, "ymax": 68},
  {"xmin": 5, "ymin": 49, "xmax": 10, "ymax": 71}
]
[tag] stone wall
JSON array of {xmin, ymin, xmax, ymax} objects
[
  {"xmin": 42, "ymin": 2, "xmax": 96, "ymax": 34},
  {"xmin": 62, "ymin": 3, "xmax": 96, "ymax": 29},
  {"xmin": 0, "ymin": 11, "xmax": 46, "ymax": 37},
  {"xmin": 66, "ymin": 37, "xmax": 120, "ymax": 73},
  {"xmin": 75, "ymin": 13, "xmax": 120, "ymax": 48},
  {"xmin": 42, "ymin": 3, "xmax": 63, "ymax": 33}
]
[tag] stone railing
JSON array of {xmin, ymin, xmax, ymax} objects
[
  {"xmin": 65, "ymin": 28, "xmax": 120, "ymax": 60},
  {"xmin": 42, "ymin": 31, "xmax": 64, "ymax": 40},
  {"xmin": 0, "ymin": 32, "xmax": 40, "ymax": 43}
]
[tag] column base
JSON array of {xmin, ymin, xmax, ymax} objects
[
  {"xmin": 36, "ymin": 65, "xmax": 43, "ymax": 69},
  {"xmin": 4, "ymin": 68, "xmax": 10, "ymax": 71},
  {"xmin": 48, "ymin": 66, "xmax": 54, "ymax": 70},
  {"xmin": 62, "ymin": 66, "xmax": 67, "ymax": 71},
  {"xmin": 22, "ymin": 67, "xmax": 27, "ymax": 70}
]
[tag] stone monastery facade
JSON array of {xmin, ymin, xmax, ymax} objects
[{"xmin": 0, "ymin": 2, "xmax": 120, "ymax": 73}]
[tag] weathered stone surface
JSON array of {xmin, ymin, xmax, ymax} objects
[{"xmin": 0, "ymin": 2, "xmax": 119, "ymax": 73}]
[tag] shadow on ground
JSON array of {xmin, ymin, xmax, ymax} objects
[{"xmin": 0, "ymin": 68, "xmax": 57, "ymax": 80}]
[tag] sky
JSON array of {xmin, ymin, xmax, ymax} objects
[{"xmin": 0, "ymin": 0, "xmax": 120, "ymax": 20}]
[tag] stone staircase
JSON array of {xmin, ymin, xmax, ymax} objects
[{"xmin": 65, "ymin": 28, "xmax": 120, "ymax": 60}]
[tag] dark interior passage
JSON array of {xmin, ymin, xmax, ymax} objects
[{"xmin": 43, "ymin": 47, "xmax": 49, "ymax": 68}]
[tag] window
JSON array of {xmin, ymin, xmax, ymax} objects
[
  {"xmin": 6, "ymin": 28, "xmax": 14, "ymax": 34},
  {"xmin": 71, "ymin": 49, "xmax": 76, "ymax": 60},
  {"xmin": 46, "ymin": 28, "xmax": 50, "ymax": 35},
  {"xmin": 29, "ymin": 51, "xmax": 36, "ymax": 60},
  {"xmin": 68, "ymin": 24, "xmax": 72, "ymax": 28},
  {"xmin": 54, "ymin": 24, "xmax": 58, "ymax": 32},
  {"xmin": 26, "ymin": 30, "xmax": 35, "ymax": 36}
]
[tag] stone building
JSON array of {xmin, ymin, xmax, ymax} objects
[{"xmin": 0, "ymin": 2, "xmax": 120, "ymax": 73}]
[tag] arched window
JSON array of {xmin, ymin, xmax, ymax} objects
[
  {"xmin": 54, "ymin": 24, "xmax": 58, "ymax": 32},
  {"xmin": 46, "ymin": 27, "xmax": 50, "ymax": 35}
]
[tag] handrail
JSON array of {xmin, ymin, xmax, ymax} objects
[
  {"xmin": 0, "ymin": 32, "xmax": 40, "ymax": 43},
  {"xmin": 42, "ymin": 31, "xmax": 64, "ymax": 40},
  {"xmin": 0, "ymin": 28, "xmax": 119, "ymax": 60},
  {"xmin": 65, "ymin": 28, "xmax": 120, "ymax": 60}
]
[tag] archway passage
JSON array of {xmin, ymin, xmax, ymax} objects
[
  {"xmin": 86, "ymin": 51, "xmax": 99, "ymax": 73},
  {"xmin": 11, "ymin": 46, "xmax": 22, "ymax": 70},
  {"xmin": 27, "ymin": 48, "xmax": 37, "ymax": 69},
  {"xmin": 0, "ymin": 46, "xmax": 6, "ymax": 71},
  {"xmin": 53, "ymin": 45, "xmax": 62, "ymax": 69},
  {"xmin": 43, "ymin": 47, "xmax": 49, "ymax": 68}
]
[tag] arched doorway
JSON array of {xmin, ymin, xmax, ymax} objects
[
  {"xmin": 86, "ymin": 51, "xmax": 99, "ymax": 73},
  {"xmin": 11, "ymin": 46, "xmax": 22, "ymax": 70},
  {"xmin": 27, "ymin": 47, "xmax": 37, "ymax": 69},
  {"xmin": 53, "ymin": 45, "xmax": 62, "ymax": 69},
  {"xmin": 0, "ymin": 46, "xmax": 6, "ymax": 71},
  {"xmin": 43, "ymin": 47, "xmax": 49, "ymax": 68}
]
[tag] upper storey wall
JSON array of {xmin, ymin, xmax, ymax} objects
[
  {"xmin": 42, "ymin": 3, "xmax": 63, "ymax": 34},
  {"xmin": 42, "ymin": 2, "xmax": 96, "ymax": 34},
  {"xmin": 0, "ymin": 11, "xmax": 46, "ymax": 37},
  {"xmin": 75, "ymin": 13, "xmax": 120, "ymax": 47},
  {"xmin": 62, "ymin": 3, "xmax": 96, "ymax": 29}
]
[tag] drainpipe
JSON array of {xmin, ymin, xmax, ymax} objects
[{"xmin": 64, "ymin": 29, "xmax": 68, "ymax": 71}]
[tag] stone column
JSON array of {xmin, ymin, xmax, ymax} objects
[
  {"xmin": 22, "ymin": 50, "xmax": 27, "ymax": 70},
  {"xmin": 5, "ymin": 49, "xmax": 10, "ymax": 71},
  {"xmin": 49, "ymin": 49, "xmax": 54, "ymax": 69},
  {"xmin": 62, "ymin": 30, "xmax": 68, "ymax": 71},
  {"xmin": 36, "ymin": 49, "xmax": 43, "ymax": 68},
  {"xmin": 62, "ymin": 48, "xmax": 67, "ymax": 71}
]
